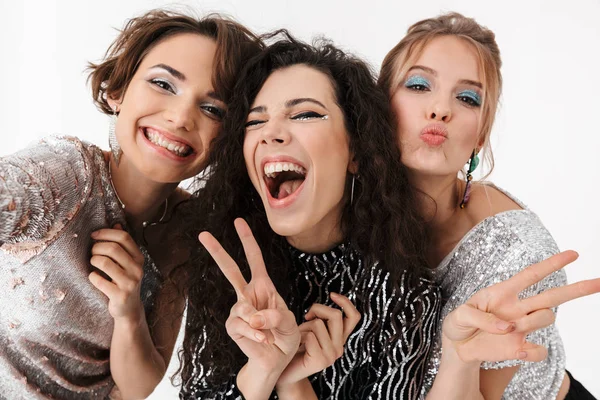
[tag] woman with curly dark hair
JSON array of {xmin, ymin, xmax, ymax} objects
[{"xmin": 176, "ymin": 32, "xmax": 441, "ymax": 399}]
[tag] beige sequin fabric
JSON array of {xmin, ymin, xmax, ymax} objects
[
  {"xmin": 421, "ymin": 186, "xmax": 567, "ymax": 399},
  {"xmin": 0, "ymin": 136, "xmax": 162, "ymax": 399}
]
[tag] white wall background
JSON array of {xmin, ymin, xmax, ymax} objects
[{"xmin": 2, "ymin": 0, "xmax": 599, "ymax": 398}]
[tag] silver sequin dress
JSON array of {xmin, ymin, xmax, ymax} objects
[
  {"xmin": 0, "ymin": 136, "xmax": 163, "ymax": 400},
  {"xmin": 421, "ymin": 186, "xmax": 567, "ymax": 399},
  {"xmin": 184, "ymin": 243, "xmax": 441, "ymax": 400}
]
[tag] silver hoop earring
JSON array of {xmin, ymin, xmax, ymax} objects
[
  {"xmin": 350, "ymin": 174, "xmax": 356, "ymax": 206},
  {"xmin": 108, "ymin": 107, "xmax": 122, "ymax": 165}
]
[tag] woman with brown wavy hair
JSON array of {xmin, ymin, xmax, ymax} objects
[
  {"xmin": 379, "ymin": 12, "xmax": 598, "ymax": 400},
  {"xmin": 177, "ymin": 31, "xmax": 441, "ymax": 399},
  {"xmin": 0, "ymin": 9, "xmax": 261, "ymax": 399}
]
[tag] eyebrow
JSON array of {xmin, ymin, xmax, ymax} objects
[
  {"xmin": 150, "ymin": 63, "xmax": 186, "ymax": 81},
  {"xmin": 248, "ymin": 97, "xmax": 328, "ymax": 114},
  {"xmin": 409, "ymin": 65, "xmax": 483, "ymax": 89}
]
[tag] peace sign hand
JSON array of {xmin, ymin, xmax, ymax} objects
[
  {"xmin": 443, "ymin": 250, "xmax": 600, "ymax": 363},
  {"xmin": 199, "ymin": 218, "xmax": 301, "ymax": 391}
]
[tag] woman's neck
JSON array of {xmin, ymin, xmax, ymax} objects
[
  {"xmin": 286, "ymin": 213, "xmax": 345, "ymax": 254},
  {"xmin": 108, "ymin": 156, "xmax": 178, "ymax": 230}
]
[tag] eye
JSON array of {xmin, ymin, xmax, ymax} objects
[
  {"xmin": 457, "ymin": 90, "xmax": 482, "ymax": 107},
  {"xmin": 201, "ymin": 104, "xmax": 225, "ymax": 120},
  {"xmin": 149, "ymin": 78, "xmax": 175, "ymax": 93},
  {"xmin": 245, "ymin": 119, "xmax": 266, "ymax": 128},
  {"xmin": 291, "ymin": 111, "xmax": 326, "ymax": 121},
  {"xmin": 404, "ymin": 75, "xmax": 431, "ymax": 92}
]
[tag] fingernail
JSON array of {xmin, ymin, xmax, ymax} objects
[
  {"xmin": 113, "ymin": 224, "xmax": 122, "ymax": 229},
  {"xmin": 250, "ymin": 315, "xmax": 265, "ymax": 328},
  {"xmin": 518, "ymin": 351, "xmax": 528, "ymax": 359},
  {"xmin": 90, "ymin": 231, "xmax": 98, "ymax": 238},
  {"xmin": 496, "ymin": 321, "xmax": 512, "ymax": 331},
  {"xmin": 330, "ymin": 292, "xmax": 340, "ymax": 298},
  {"xmin": 255, "ymin": 332, "xmax": 265, "ymax": 342}
]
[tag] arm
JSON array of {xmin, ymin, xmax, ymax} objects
[
  {"xmin": 0, "ymin": 136, "xmax": 91, "ymax": 247},
  {"xmin": 89, "ymin": 226, "xmax": 184, "ymax": 399},
  {"xmin": 427, "ymin": 251, "xmax": 598, "ymax": 400}
]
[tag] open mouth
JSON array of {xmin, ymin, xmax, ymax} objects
[
  {"xmin": 143, "ymin": 127, "xmax": 194, "ymax": 157},
  {"xmin": 263, "ymin": 162, "xmax": 306, "ymax": 200}
]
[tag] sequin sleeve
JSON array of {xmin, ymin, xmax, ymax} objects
[
  {"xmin": 476, "ymin": 215, "xmax": 566, "ymax": 370},
  {"xmin": 0, "ymin": 136, "xmax": 93, "ymax": 252}
]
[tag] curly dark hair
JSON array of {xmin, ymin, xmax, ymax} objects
[{"xmin": 175, "ymin": 30, "xmax": 432, "ymax": 389}]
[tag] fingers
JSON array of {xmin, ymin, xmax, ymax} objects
[
  {"xmin": 516, "ymin": 341, "xmax": 548, "ymax": 363},
  {"xmin": 446, "ymin": 304, "xmax": 515, "ymax": 341},
  {"xmin": 226, "ymin": 316, "xmax": 269, "ymax": 344},
  {"xmin": 299, "ymin": 318, "xmax": 340, "ymax": 361},
  {"xmin": 305, "ymin": 303, "xmax": 343, "ymax": 349},
  {"xmin": 198, "ymin": 231, "xmax": 247, "ymax": 293},
  {"xmin": 234, "ymin": 218, "xmax": 269, "ymax": 280},
  {"xmin": 90, "ymin": 255, "xmax": 128, "ymax": 285},
  {"xmin": 522, "ymin": 278, "xmax": 600, "ymax": 312},
  {"xmin": 250, "ymin": 309, "xmax": 298, "ymax": 336},
  {"xmin": 513, "ymin": 308, "xmax": 555, "ymax": 333},
  {"xmin": 88, "ymin": 271, "xmax": 120, "ymax": 298},
  {"xmin": 91, "ymin": 225, "xmax": 144, "ymax": 265},
  {"xmin": 504, "ymin": 251, "xmax": 578, "ymax": 293},
  {"xmin": 330, "ymin": 293, "xmax": 361, "ymax": 340},
  {"xmin": 91, "ymin": 241, "xmax": 142, "ymax": 279}
]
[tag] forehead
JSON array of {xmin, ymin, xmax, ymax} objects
[
  {"xmin": 252, "ymin": 64, "xmax": 336, "ymax": 107},
  {"xmin": 138, "ymin": 33, "xmax": 217, "ymax": 78},
  {"xmin": 414, "ymin": 35, "xmax": 481, "ymax": 82}
]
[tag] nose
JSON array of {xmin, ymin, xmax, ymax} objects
[
  {"xmin": 428, "ymin": 96, "xmax": 452, "ymax": 122},
  {"xmin": 260, "ymin": 119, "xmax": 291, "ymax": 146},
  {"xmin": 163, "ymin": 97, "xmax": 196, "ymax": 132}
]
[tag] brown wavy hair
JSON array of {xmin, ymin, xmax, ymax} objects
[
  {"xmin": 176, "ymin": 31, "xmax": 433, "ymax": 390},
  {"xmin": 378, "ymin": 12, "xmax": 502, "ymax": 176},
  {"xmin": 87, "ymin": 9, "xmax": 263, "ymax": 112}
]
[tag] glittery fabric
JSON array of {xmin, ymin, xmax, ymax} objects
[
  {"xmin": 183, "ymin": 243, "xmax": 440, "ymax": 400},
  {"xmin": 421, "ymin": 186, "xmax": 567, "ymax": 400},
  {"xmin": 0, "ymin": 136, "xmax": 163, "ymax": 399}
]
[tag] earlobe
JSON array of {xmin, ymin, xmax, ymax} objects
[
  {"xmin": 347, "ymin": 158, "xmax": 359, "ymax": 175},
  {"xmin": 107, "ymin": 96, "xmax": 122, "ymax": 113}
]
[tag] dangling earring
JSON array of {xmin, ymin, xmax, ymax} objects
[
  {"xmin": 350, "ymin": 174, "xmax": 356, "ymax": 206},
  {"xmin": 459, "ymin": 150, "xmax": 479, "ymax": 209},
  {"xmin": 108, "ymin": 106, "xmax": 122, "ymax": 165}
]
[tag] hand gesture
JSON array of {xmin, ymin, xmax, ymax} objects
[
  {"xmin": 277, "ymin": 293, "xmax": 360, "ymax": 387},
  {"xmin": 199, "ymin": 218, "xmax": 301, "ymax": 374},
  {"xmin": 443, "ymin": 250, "xmax": 600, "ymax": 363},
  {"xmin": 88, "ymin": 224, "xmax": 145, "ymax": 321}
]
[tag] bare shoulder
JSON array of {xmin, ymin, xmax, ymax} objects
[{"xmin": 466, "ymin": 182, "xmax": 523, "ymax": 224}]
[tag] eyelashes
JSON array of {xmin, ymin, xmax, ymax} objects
[
  {"xmin": 245, "ymin": 111, "xmax": 328, "ymax": 128},
  {"xmin": 149, "ymin": 78, "xmax": 176, "ymax": 93},
  {"xmin": 404, "ymin": 74, "xmax": 482, "ymax": 107},
  {"xmin": 457, "ymin": 90, "xmax": 482, "ymax": 107},
  {"xmin": 404, "ymin": 75, "xmax": 431, "ymax": 91}
]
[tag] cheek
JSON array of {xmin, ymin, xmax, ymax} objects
[
  {"xmin": 242, "ymin": 134, "xmax": 260, "ymax": 185},
  {"xmin": 391, "ymin": 94, "xmax": 420, "ymax": 137}
]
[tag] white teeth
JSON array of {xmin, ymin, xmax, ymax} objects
[
  {"xmin": 263, "ymin": 162, "xmax": 306, "ymax": 178},
  {"xmin": 145, "ymin": 129, "xmax": 191, "ymax": 156}
]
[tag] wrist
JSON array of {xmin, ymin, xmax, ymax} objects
[
  {"xmin": 440, "ymin": 334, "xmax": 481, "ymax": 371},
  {"xmin": 276, "ymin": 378, "xmax": 315, "ymax": 400},
  {"xmin": 237, "ymin": 362, "xmax": 284, "ymax": 400}
]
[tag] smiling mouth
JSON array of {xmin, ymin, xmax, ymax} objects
[
  {"xmin": 143, "ymin": 127, "xmax": 194, "ymax": 157},
  {"xmin": 263, "ymin": 162, "xmax": 306, "ymax": 200}
]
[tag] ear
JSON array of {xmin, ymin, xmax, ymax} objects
[
  {"xmin": 107, "ymin": 95, "xmax": 122, "ymax": 113},
  {"xmin": 347, "ymin": 157, "xmax": 359, "ymax": 175}
]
